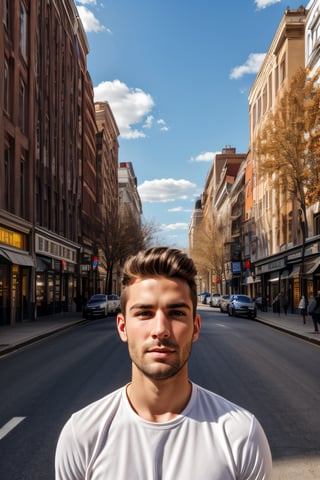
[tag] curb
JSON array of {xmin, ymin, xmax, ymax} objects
[
  {"xmin": 254, "ymin": 315, "xmax": 320, "ymax": 347},
  {"xmin": 0, "ymin": 318, "xmax": 88, "ymax": 357}
]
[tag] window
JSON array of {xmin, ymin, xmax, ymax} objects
[
  {"xmin": 19, "ymin": 78, "xmax": 26, "ymax": 132},
  {"xmin": 4, "ymin": 58, "xmax": 10, "ymax": 114},
  {"xmin": 20, "ymin": 154, "xmax": 28, "ymax": 219},
  {"xmin": 279, "ymin": 57, "xmax": 286, "ymax": 85},
  {"xmin": 4, "ymin": 0, "xmax": 12, "ymax": 33},
  {"xmin": 4, "ymin": 138, "xmax": 14, "ymax": 211},
  {"xmin": 20, "ymin": 2, "xmax": 28, "ymax": 60},
  {"xmin": 275, "ymin": 65, "xmax": 279, "ymax": 92},
  {"xmin": 268, "ymin": 72, "xmax": 273, "ymax": 109},
  {"xmin": 314, "ymin": 213, "xmax": 320, "ymax": 235}
]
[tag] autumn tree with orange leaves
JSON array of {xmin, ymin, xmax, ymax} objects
[{"xmin": 256, "ymin": 67, "xmax": 320, "ymax": 242}]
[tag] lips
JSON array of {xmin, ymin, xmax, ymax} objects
[
  {"xmin": 148, "ymin": 347, "xmax": 175, "ymax": 352},
  {"xmin": 147, "ymin": 347, "xmax": 176, "ymax": 357}
]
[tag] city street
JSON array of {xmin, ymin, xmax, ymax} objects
[{"xmin": 0, "ymin": 308, "xmax": 319, "ymax": 479}]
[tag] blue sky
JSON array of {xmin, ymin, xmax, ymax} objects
[{"xmin": 75, "ymin": 0, "xmax": 308, "ymax": 249}]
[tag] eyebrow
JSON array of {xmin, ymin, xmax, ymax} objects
[{"xmin": 129, "ymin": 302, "xmax": 191, "ymax": 312}]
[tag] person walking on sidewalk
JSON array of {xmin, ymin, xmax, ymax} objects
[
  {"xmin": 55, "ymin": 246, "xmax": 272, "ymax": 479},
  {"xmin": 308, "ymin": 291, "xmax": 320, "ymax": 333},
  {"xmin": 298, "ymin": 295, "xmax": 307, "ymax": 324}
]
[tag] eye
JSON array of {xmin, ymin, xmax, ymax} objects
[
  {"xmin": 135, "ymin": 309, "xmax": 153, "ymax": 318},
  {"xmin": 169, "ymin": 309, "xmax": 187, "ymax": 317}
]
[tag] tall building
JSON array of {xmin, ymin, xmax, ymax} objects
[
  {"xmin": 94, "ymin": 102, "xmax": 120, "ymax": 294},
  {"xmin": 0, "ymin": 1, "xmax": 98, "ymax": 323}
]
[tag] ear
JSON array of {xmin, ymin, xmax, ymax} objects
[
  {"xmin": 117, "ymin": 313, "xmax": 128, "ymax": 342},
  {"xmin": 192, "ymin": 314, "xmax": 201, "ymax": 342}
]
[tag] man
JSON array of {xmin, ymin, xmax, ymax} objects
[
  {"xmin": 55, "ymin": 247, "xmax": 272, "ymax": 479},
  {"xmin": 308, "ymin": 290, "xmax": 320, "ymax": 333}
]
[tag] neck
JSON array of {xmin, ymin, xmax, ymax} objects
[{"xmin": 126, "ymin": 370, "xmax": 192, "ymax": 422}]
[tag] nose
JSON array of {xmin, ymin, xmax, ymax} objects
[{"xmin": 151, "ymin": 310, "xmax": 170, "ymax": 339}]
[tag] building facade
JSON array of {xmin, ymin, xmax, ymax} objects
[
  {"xmin": 0, "ymin": 1, "xmax": 120, "ymax": 324},
  {"xmin": 190, "ymin": 5, "xmax": 320, "ymax": 310}
]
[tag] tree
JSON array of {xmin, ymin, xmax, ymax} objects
[
  {"xmin": 190, "ymin": 217, "xmax": 224, "ymax": 292},
  {"xmin": 256, "ymin": 67, "xmax": 320, "ymax": 241},
  {"xmin": 99, "ymin": 211, "xmax": 160, "ymax": 294}
]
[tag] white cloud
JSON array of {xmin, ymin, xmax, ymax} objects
[
  {"xmin": 138, "ymin": 179, "xmax": 197, "ymax": 203},
  {"xmin": 94, "ymin": 80, "xmax": 155, "ymax": 139},
  {"xmin": 76, "ymin": 6, "xmax": 109, "ymax": 33},
  {"xmin": 160, "ymin": 223, "xmax": 189, "ymax": 232},
  {"xmin": 230, "ymin": 53, "xmax": 265, "ymax": 79},
  {"xmin": 76, "ymin": 0, "xmax": 97, "ymax": 5},
  {"xmin": 157, "ymin": 118, "xmax": 169, "ymax": 132},
  {"xmin": 143, "ymin": 115, "xmax": 154, "ymax": 129},
  {"xmin": 255, "ymin": 0, "xmax": 281, "ymax": 9},
  {"xmin": 168, "ymin": 207, "xmax": 183, "ymax": 212},
  {"xmin": 168, "ymin": 206, "xmax": 193, "ymax": 213},
  {"xmin": 191, "ymin": 151, "xmax": 217, "ymax": 163}
]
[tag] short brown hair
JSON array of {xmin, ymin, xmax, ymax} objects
[{"xmin": 120, "ymin": 246, "xmax": 198, "ymax": 317}]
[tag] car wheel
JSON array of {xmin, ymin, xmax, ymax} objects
[
  {"xmin": 232, "ymin": 308, "xmax": 236, "ymax": 317},
  {"xmin": 228, "ymin": 308, "xmax": 232, "ymax": 316}
]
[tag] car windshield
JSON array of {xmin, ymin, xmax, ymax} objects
[
  {"xmin": 89, "ymin": 295, "xmax": 106, "ymax": 303},
  {"xmin": 235, "ymin": 295, "xmax": 251, "ymax": 303}
]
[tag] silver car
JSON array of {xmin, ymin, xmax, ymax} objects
[
  {"xmin": 219, "ymin": 295, "xmax": 231, "ymax": 313},
  {"xmin": 209, "ymin": 293, "xmax": 222, "ymax": 307},
  {"xmin": 228, "ymin": 294, "xmax": 257, "ymax": 319},
  {"xmin": 83, "ymin": 294, "xmax": 120, "ymax": 319}
]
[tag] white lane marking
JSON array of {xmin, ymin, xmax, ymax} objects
[
  {"xmin": 216, "ymin": 323, "xmax": 228, "ymax": 328},
  {"xmin": 0, "ymin": 417, "xmax": 26, "ymax": 440}
]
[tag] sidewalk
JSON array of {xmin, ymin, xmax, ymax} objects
[
  {"xmin": 198, "ymin": 304, "xmax": 320, "ymax": 347},
  {"xmin": 0, "ymin": 308, "xmax": 319, "ymax": 357},
  {"xmin": 0, "ymin": 312, "xmax": 86, "ymax": 357}
]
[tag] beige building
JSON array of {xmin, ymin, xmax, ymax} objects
[
  {"xmin": 246, "ymin": 7, "xmax": 308, "ymax": 309},
  {"xmin": 190, "ymin": 147, "xmax": 245, "ymax": 294},
  {"xmin": 94, "ymin": 102, "xmax": 120, "ymax": 294}
]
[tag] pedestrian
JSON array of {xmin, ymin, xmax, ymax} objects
[
  {"xmin": 55, "ymin": 247, "xmax": 272, "ymax": 479},
  {"xmin": 298, "ymin": 295, "xmax": 307, "ymax": 324},
  {"xmin": 308, "ymin": 291, "xmax": 320, "ymax": 333},
  {"xmin": 283, "ymin": 294, "xmax": 289, "ymax": 315}
]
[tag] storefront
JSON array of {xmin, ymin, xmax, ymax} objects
[
  {"xmin": 0, "ymin": 246, "xmax": 34, "ymax": 325},
  {"xmin": 253, "ymin": 237, "xmax": 320, "ymax": 312},
  {"xmin": 34, "ymin": 230, "xmax": 79, "ymax": 317}
]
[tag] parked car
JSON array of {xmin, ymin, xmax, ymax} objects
[
  {"xmin": 83, "ymin": 294, "xmax": 121, "ymax": 319},
  {"xmin": 209, "ymin": 293, "xmax": 222, "ymax": 307},
  {"xmin": 228, "ymin": 294, "xmax": 257, "ymax": 319},
  {"xmin": 219, "ymin": 295, "xmax": 231, "ymax": 313}
]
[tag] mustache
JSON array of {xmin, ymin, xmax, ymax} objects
[{"xmin": 144, "ymin": 340, "xmax": 178, "ymax": 350}]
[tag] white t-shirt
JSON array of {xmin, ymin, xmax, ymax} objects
[{"xmin": 55, "ymin": 383, "xmax": 272, "ymax": 479}]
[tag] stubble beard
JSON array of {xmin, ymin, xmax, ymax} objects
[{"xmin": 128, "ymin": 338, "xmax": 193, "ymax": 381}]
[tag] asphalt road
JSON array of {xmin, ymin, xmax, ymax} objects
[{"xmin": 0, "ymin": 308, "xmax": 319, "ymax": 479}]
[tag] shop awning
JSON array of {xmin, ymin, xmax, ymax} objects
[
  {"xmin": 280, "ymin": 270, "xmax": 289, "ymax": 279},
  {"xmin": 0, "ymin": 247, "xmax": 34, "ymax": 267},
  {"xmin": 288, "ymin": 265, "xmax": 300, "ymax": 278},
  {"xmin": 268, "ymin": 277, "xmax": 279, "ymax": 283},
  {"xmin": 36, "ymin": 256, "xmax": 53, "ymax": 272},
  {"xmin": 303, "ymin": 257, "xmax": 320, "ymax": 275}
]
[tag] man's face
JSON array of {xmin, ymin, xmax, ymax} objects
[{"xmin": 117, "ymin": 276, "xmax": 200, "ymax": 381}]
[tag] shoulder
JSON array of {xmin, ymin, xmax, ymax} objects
[
  {"xmin": 69, "ymin": 386, "xmax": 124, "ymax": 437},
  {"xmin": 190, "ymin": 383, "xmax": 255, "ymax": 428},
  {"xmin": 190, "ymin": 384, "xmax": 272, "ymax": 477},
  {"xmin": 55, "ymin": 387, "xmax": 125, "ymax": 478}
]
